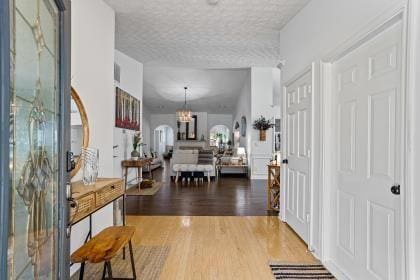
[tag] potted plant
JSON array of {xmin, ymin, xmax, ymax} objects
[
  {"xmin": 253, "ymin": 116, "xmax": 274, "ymax": 141},
  {"xmin": 131, "ymin": 131, "xmax": 142, "ymax": 159}
]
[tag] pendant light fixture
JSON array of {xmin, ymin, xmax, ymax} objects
[{"xmin": 176, "ymin": 87, "xmax": 192, "ymax": 122}]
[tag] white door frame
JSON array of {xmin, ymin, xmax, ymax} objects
[
  {"xmin": 319, "ymin": 4, "xmax": 411, "ymax": 278},
  {"xmin": 281, "ymin": 63, "xmax": 323, "ymax": 257}
]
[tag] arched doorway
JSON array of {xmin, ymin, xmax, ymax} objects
[
  {"xmin": 209, "ymin": 125, "xmax": 230, "ymax": 151},
  {"xmin": 154, "ymin": 125, "xmax": 174, "ymax": 154}
]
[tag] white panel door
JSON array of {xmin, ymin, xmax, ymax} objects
[
  {"xmin": 285, "ymin": 70, "xmax": 312, "ymax": 244},
  {"xmin": 332, "ymin": 21, "xmax": 403, "ymax": 279}
]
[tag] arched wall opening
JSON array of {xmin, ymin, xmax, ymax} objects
[
  {"xmin": 153, "ymin": 125, "xmax": 174, "ymax": 154},
  {"xmin": 209, "ymin": 125, "xmax": 230, "ymax": 148}
]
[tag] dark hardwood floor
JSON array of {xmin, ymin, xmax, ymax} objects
[{"xmin": 126, "ymin": 160, "xmax": 277, "ymax": 216}]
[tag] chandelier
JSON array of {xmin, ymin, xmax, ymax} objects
[{"xmin": 176, "ymin": 87, "xmax": 192, "ymax": 122}]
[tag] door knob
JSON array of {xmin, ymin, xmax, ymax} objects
[{"xmin": 390, "ymin": 185, "xmax": 400, "ymax": 195}]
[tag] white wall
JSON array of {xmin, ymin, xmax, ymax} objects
[
  {"xmin": 70, "ymin": 0, "xmax": 115, "ymax": 275},
  {"xmin": 148, "ymin": 112, "xmax": 233, "ymax": 145},
  {"xmin": 142, "ymin": 105, "xmax": 152, "ymax": 149},
  {"xmin": 208, "ymin": 114, "xmax": 233, "ymax": 136},
  {"xmin": 112, "ymin": 50, "xmax": 143, "ymax": 178},
  {"xmin": 233, "ymin": 70, "xmax": 252, "ymax": 152},
  {"xmin": 279, "ymin": 0, "xmax": 404, "ymax": 82},
  {"xmin": 150, "ymin": 114, "xmax": 178, "ymax": 138},
  {"xmin": 250, "ymin": 67, "xmax": 280, "ymax": 179}
]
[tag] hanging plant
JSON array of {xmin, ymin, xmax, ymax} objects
[{"xmin": 252, "ymin": 116, "xmax": 273, "ymax": 141}]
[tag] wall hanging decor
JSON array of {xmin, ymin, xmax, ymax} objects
[
  {"xmin": 115, "ymin": 87, "xmax": 141, "ymax": 130},
  {"xmin": 252, "ymin": 116, "xmax": 274, "ymax": 141},
  {"xmin": 241, "ymin": 116, "xmax": 247, "ymax": 137}
]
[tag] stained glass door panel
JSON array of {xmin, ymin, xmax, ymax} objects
[{"xmin": 8, "ymin": 0, "xmax": 60, "ymax": 279}]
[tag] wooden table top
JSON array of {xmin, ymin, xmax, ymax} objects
[
  {"xmin": 71, "ymin": 226, "xmax": 135, "ymax": 263},
  {"xmin": 121, "ymin": 158, "xmax": 153, "ymax": 167},
  {"xmin": 71, "ymin": 178, "xmax": 123, "ymax": 199},
  {"xmin": 217, "ymin": 164, "xmax": 248, "ymax": 167}
]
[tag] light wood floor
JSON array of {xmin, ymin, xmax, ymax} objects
[{"xmin": 127, "ymin": 215, "xmax": 316, "ymax": 280}]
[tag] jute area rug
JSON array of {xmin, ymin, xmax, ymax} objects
[
  {"xmin": 126, "ymin": 182, "xmax": 162, "ymax": 196},
  {"xmin": 71, "ymin": 245, "xmax": 170, "ymax": 280}
]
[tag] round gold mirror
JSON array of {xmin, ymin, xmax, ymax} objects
[{"xmin": 71, "ymin": 87, "xmax": 89, "ymax": 178}]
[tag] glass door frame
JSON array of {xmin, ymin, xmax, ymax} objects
[{"xmin": 0, "ymin": 0, "xmax": 71, "ymax": 279}]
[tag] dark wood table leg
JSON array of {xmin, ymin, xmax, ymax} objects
[
  {"xmin": 137, "ymin": 167, "xmax": 141, "ymax": 191},
  {"xmin": 101, "ymin": 262, "xmax": 107, "ymax": 280},
  {"xmin": 123, "ymin": 167, "xmax": 128, "ymax": 259},
  {"xmin": 105, "ymin": 261, "xmax": 113, "ymax": 280},
  {"xmin": 129, "ymin": 241, "xmax": 137, "ymax": 279},
  {"xmin": 149, "ymin": 163, "xmax": 152, "ymax": 179}
]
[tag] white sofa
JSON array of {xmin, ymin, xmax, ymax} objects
[{"xmin": 169, "ymin": 149, "xmax": 216, "ymax": 181}]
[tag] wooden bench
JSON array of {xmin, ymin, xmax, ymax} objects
[{"xmin": 71, "ymin": 226, "xmax": 136, "ymax": 280}]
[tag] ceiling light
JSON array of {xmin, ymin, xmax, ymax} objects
[{"xmin": 176, "ymin": 87, "xmax": 192, "ymax": 123}]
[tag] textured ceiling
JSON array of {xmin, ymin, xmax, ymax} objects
[
  {"xmin": 105, "ymin": 0, "xmax": 311, "ymax": 68},
  {"xmin": 143, "ymin": 67, "xmax": 249, "ymax": 113}
]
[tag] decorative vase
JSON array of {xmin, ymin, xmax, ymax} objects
[
  {"xmin": 131, "ymin": 149, "xmax": 140, "ymax": 159},
  {"xmin": 82, "ymin": 147, "xmax": 99, "ymax": 185},
  {"xmin": 259, "ymin": 130, "xmax": 266, "ymax": 141}
]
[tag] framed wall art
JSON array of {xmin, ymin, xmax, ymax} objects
[{"xmin": 115, "ymin": 87, "xmax": 141, "ymax": 130}]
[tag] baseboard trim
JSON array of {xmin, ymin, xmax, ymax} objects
[
  {"xmin": 250, "ymin": 175, "xmax": 267, "ymax": 180},
  {"xmin": 323, "ymin": 260, "xmax": 351, "ymax": 280}
]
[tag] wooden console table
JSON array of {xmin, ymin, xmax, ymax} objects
[
  {"xmin": 70, "ymin": 178, "xmax": 125, "ymax": 250},
  {"xmin": 121, "ymin": 158, "xmax": 153, "ymax": 191},
  {"xmin": 267, "ymin": 165, "xmax": 281, "ymax": 211}
]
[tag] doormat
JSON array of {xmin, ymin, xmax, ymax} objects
[{"xmin": 269, "ymin": 262, "xmax": 336, "ymax": 279}]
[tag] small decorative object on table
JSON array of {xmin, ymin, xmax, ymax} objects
[
  {"xmin": 140, "ymin": 179, "xmax": 155, "ymax": 189},
  {"xmin": 253, "ymin": 116, "xmax": 274, "ymax": 141},
  {"xmin": 82, "ymin": 147, "xmax": 99, "ymax": 185},
  {"xmin": 131, "ymin": 131, "xmax": 142, "ymax": 159}
]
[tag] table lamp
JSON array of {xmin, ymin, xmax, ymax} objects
[{"xmin": 237, "ymin": 147, "xmax": 246, "ymax": 164}]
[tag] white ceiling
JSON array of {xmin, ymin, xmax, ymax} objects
[
  {"xmin": 105, "ymin": 0, "xmax": 311, "ymax": 68},
  {"xmin": 143, "ymin": 67, "xmax": 249, "ymax": 114}
]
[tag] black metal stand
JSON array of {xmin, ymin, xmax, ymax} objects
[{"xmin": 78, "ymin": 240, "xmax": 136, "ymax": 280}]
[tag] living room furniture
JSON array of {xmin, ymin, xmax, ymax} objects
[
  {"xmin": 141, "ymin": 156, "xmax": 163, "ymax": 174},
  {"xmin": 216, "ymin": 163, "xmax": 248, "ymax": 179},
  {"xmin": 71, "ymin": 226, "xmax": 136, "ymax": 280},
  {"xmin": 267, "ymin": 164, "xmax": 281, "ymax": 211},
  {"xmin": 175, "ymin": 140, "xmax": 207, "ymax": 150},
  {"xmin": 169, "ymin": 149, "xmax": 216, "ymax": 181},
  {"xmin": 121, "ymin": 158, "xmax": 153, "ymax": 191},
  {"xmin": 217, "ymin": 147, "xmax": 248, "ymax": 176}
]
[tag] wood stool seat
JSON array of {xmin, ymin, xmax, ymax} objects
[{"xmin": 71, "ymin": 226, "xmax": 136, "ymax": 280}]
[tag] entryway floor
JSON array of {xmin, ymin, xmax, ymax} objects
[{"xmin": 127, "ymin": 215, "xmax": 316, "ymax": 280}]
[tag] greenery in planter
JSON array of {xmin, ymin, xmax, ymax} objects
[
  {"xmin": 252, "ymin": 116, "xmax": 274, "ymax": 131},
  {"xmin": 132, "ymin": 131, "xmax": 142, "ymax": 151},
  {"xmin": 131, "ymin": 131, "xmax": 145, "ymax": 158}
]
